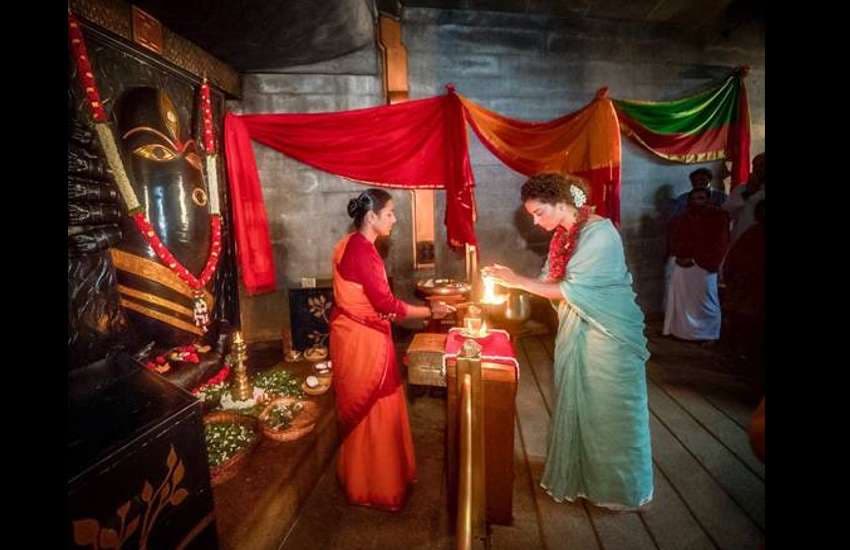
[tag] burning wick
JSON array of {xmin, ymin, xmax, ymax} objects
[{"xmin": 481, "ymin": 275, "xmax": 506, "ymax": 305}]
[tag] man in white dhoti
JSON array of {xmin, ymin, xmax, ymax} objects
[{"xmin": 664, "ymin": 188, "xmax": 730, "ymax": 342}]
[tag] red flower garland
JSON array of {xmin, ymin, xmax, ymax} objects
[
  {"xmin": 191, "ymin": 365, "xmax": 232, "ymax": 396},
  {"xmin": 200, "ymin": 78, "xmax": 216, "ymax": 154},
  {"xmin": 69, "ymin": 12, "xmax": 225, "ymax": 299},
  {"xmin": 132, "ymin": 212, "xmax": 222, "ymax": 290},
  {"xmin": 68, "ymin": 13, "xmax": 107, "ymax": 123},
  {"xmin": 546, "ymin": 206, "xmax": 593, "ymax": 282}
]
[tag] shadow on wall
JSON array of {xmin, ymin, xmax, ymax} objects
[
  {"xmin": 632, "ymin": 183, "xmax": 676, "ymax": 316},
  {"xmin": 654, "ymin": 183, "xmax": 676, "ymax": 222}
]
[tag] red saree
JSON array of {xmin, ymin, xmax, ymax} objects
[{"xmin": 329, "ymin": 234, "xmax": 416, "ymax": 511}]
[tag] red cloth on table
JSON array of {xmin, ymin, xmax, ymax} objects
[{"xmin": 443, "ymin": 328, "xmax": 518, "ymax": 370}]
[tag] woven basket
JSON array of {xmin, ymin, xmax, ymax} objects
[
  {"xmin": 258, "ymin": 397, "xmax": 319, "ymax": 442},
  {"xmin": 302, "ymin": 379, "xmax": 331, "ymax": 396},
  {"xmin": 304, "ymin": 346, "xmax": 328, "ymax": 362},
  {"xmin": 203, "ymin": 411, "xmax": 259, "ymax": 487}
]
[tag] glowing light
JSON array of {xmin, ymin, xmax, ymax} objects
[{"xmin": 481, "ymin": 275, "xmax": 506, "ymax": 305}]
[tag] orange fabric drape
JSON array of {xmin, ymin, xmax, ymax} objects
[
  {"xmin": 329, "ymin": 234, "xmax": 416, "ymax": 511},
  {"xmin": 459, "ymin": 89, "xmax": 622, "ymax": 223}
]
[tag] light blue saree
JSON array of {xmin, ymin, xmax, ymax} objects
[{"xmin": 539, "ymin": 219, "xmax": 653, "ymax": 510}]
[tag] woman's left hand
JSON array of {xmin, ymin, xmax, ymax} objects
[{"xmin": 483, "ymin": 264, "xmax": 520, "ymax": 288}]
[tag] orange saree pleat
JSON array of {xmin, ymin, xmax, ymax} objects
[{"xmin": 329, "ymin": 234, "xmax": 416, "ymax": 511}]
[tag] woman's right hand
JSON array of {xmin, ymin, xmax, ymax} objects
[{"xmin": 482, "ymin": 264, "xmax": 520, "ymax": 289}]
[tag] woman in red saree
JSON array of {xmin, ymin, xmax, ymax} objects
[{"xmin": 330, "ymin": 189, "xmax": 451, "ymax": 511}]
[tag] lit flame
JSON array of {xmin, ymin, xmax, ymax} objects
[{"xmin": 481, "ymin": 275, "xmax": 506, "ymax": 305}]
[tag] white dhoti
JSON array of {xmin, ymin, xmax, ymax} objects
[{"xmin": 663, "ymin": 261, "xmax": 721, "ymax": 340}]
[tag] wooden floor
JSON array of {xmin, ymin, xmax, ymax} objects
[{"xmin": 281, "ymin": 327, "xmax": 765, "ymax": 550}]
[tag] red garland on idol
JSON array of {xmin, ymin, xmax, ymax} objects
[{"xmin": 70, "ymin": 10, "xmax": 224, "ymax": 332}]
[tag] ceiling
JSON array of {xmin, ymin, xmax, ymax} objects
[{"xmin": 133, "ymin": 0, "xmax": 763, "ymax": 72}]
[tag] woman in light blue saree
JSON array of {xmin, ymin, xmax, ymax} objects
[{"xmin": 484, "ymin": 173, "xmax": 653, "ymax": 511}]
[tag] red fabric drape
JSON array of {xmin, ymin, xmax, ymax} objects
[
  {"xmin": 224, "ymin": 91, "xmax": 475, "ymax": 295},
  {"xmin": 223, "ymin": 114, "xmax": 277, "ymax": 294},
  {"xmin": 731, "ymin": 80, "xmax": 752, "ymax": 187}
]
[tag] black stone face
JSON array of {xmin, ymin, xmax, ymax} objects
[
  {"xmin": 115, "ymin": 87, "xmax": 211, "ymax": 275},
  {"xmin": 68, "ymin": 26, "xmax": 239, "ymax": 370}
]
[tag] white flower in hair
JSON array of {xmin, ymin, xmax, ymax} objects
[{"xmin": 569, "ymin": 184, "xmax": 587, "ymax": 208}]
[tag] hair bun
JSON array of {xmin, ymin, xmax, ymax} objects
[
  {"xmin": 347, "ymin": 197, "xmax": 361, "ymax": 219},
  {"xmin": 347, "ymin": 193, "xmax": 373, "ymax": 219}
]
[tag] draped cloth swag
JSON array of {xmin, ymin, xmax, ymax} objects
[
  {"xmin": 459, "ymin": 88, "xmax": 623, "ymax": 224},
  {"xmin": 224, "ymin": 89, "xmax": 475, "ymax": 294},
  {"xmin": 224, "ymin": 72, "xmax": 751, "ymax": 295},
  {"xmin": 613, "ymin": 68, "xmax": 751, "ymax": 187}
]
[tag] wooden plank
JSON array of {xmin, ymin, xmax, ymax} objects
[
  {"xmin": 585, "ymin": 505, "xmax": 658, "ymax": 550},
  {"xmin": 640, "ymin": 464, "xmax": 717, "ymax": 550},
  {"xmin": 645, "ymin": 358, "xmax": 757, "ymax": 440},
  {"xmin": 702, "ymin": 391, "xmax": 757, "ymax": 431},
  {"xmin": 519, "ymin": 336, "xmax": 556, "ymax": 416},
  {"xmin": 647, "ymin": 381, "xmax": 764, "ymax": 529},
  {"xmin": 649, "ymin": 376, "xmax": 764, "ymax": 480},
  {"xmin": 489, "ymin": 419, "xmax": 546, "ymax": 550},
  {"xmin": 526, "ymin": 446, "xmax": 601, "ymax": 549},
  {"xmin": 513, "ymin": 339, "xmax": 551, "ymax": 460},
  {"xmin": 648, "ymin": 414, "xmax": 763, "ymax": 549}
]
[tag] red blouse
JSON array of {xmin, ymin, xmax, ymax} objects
[
  {"xmin": 337, "ymin": 233, "xmax": 408, "ymax": 318},
  {"xmin": 669, "ymin": 206, "xmax": 730, "ymax": 273}
]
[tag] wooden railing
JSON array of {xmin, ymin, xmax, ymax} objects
[
  {"xmin": 456, "ymin": 338, "xmax": 486, "ymax": 550},
  {"xmin": 457, "ymin": 373, "xmax": 474, "ymax": 550}
]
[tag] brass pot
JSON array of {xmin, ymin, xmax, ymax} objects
[
  {"xmin": 479, "ymin": 300, "xmax": 506, "ymax": 324},
  {"xmin": 504, "ymin": 291, "xmax": 532, "ymax": 324}
]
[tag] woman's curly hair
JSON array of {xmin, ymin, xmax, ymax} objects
[{"xmin": 520, "ymin": 172, "xmax": 591, "ymax": 207}]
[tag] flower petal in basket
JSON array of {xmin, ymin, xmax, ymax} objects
[
  {"xmin": 258, "ymin": 397, "xmax": 320, "ymax": 442},
  {"xmin": 203, "ymin": 411, "xmax": 260, "ymax": 487}
]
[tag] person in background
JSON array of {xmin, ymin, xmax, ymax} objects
[
  {"xmin": 671, "ymin": 167, "xmax": 727, "ymax": 218},
  {"xmin": 664, "ymin": 188, "xmax": 730, "ymax": 343}
]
